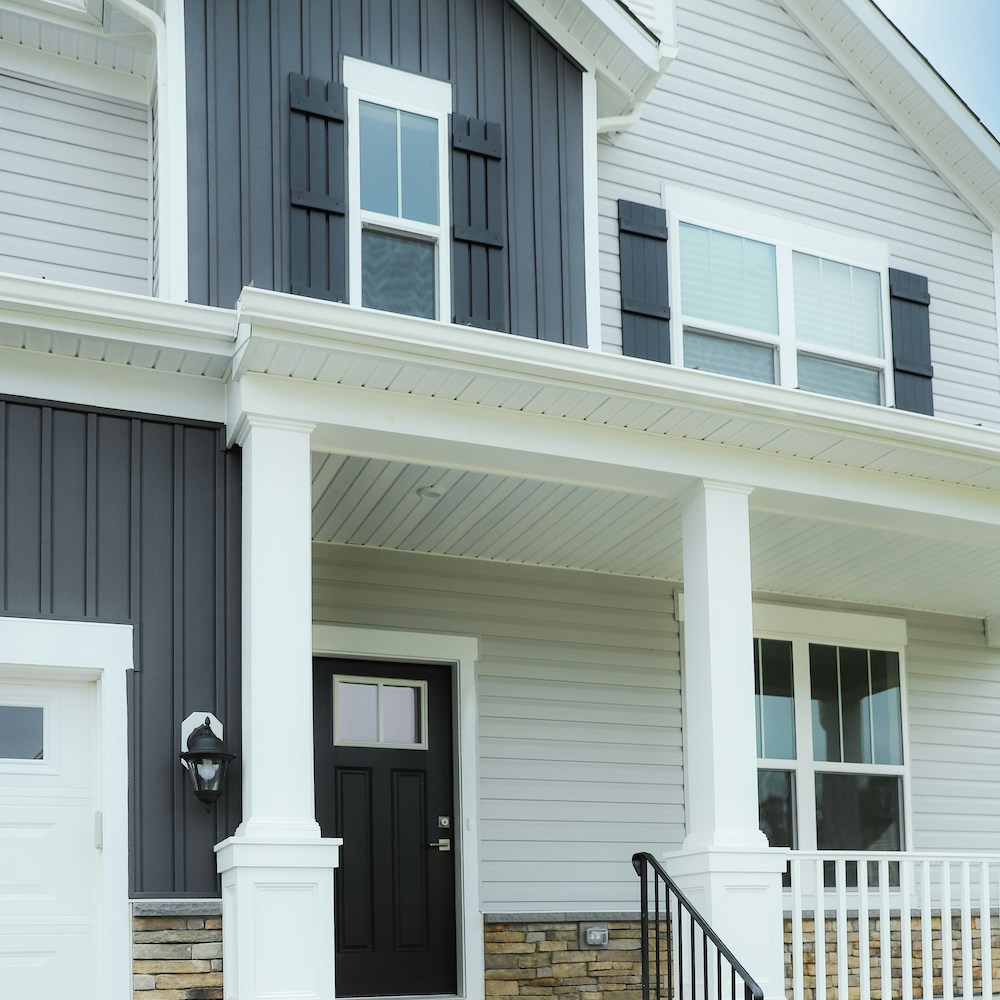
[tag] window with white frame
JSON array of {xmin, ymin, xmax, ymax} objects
[
  {"xmin": 332, "ymin": 675, "xmax": 428, "ymax": 750},
  {"xmin": 665, "ymin": 186, "xmax": 893, "ymax": 406},
  {"xmin": 343, "ymin": 58, "xmax": 452, "ymax": 321},
  {"xmin": 753, "ymin": 622, "xmax": 907, "ymax": 864}
]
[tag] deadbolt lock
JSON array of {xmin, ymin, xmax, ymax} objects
[{"xmin": 438, "ymin": 816, "xmax": 451, "ymax": 829}]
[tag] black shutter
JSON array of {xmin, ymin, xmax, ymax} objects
[
  {"xmin": 451, "ymin": 114, "xmax": 506, "ymax": 332},
  {"xmin": 289, "ymin": 73, "xmax": 347, "ymax": 302},
  {"xmin": 889, "ymin": 268, "xmax": 933, "ymax": 415},
  {"xmin": 618, "ymin": 200, "xmax": 670, "ymax": 363}
]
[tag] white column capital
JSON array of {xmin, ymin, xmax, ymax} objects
[
  {"xmin": 681, "ymin": 479, "xmax": 754, "ymax": 505},
  {"xmin": 232, "ymin": 411, "xmax": 316, "ymax": 449}
]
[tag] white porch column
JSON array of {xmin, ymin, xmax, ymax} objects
[
  {"xmin": 215, "ymin": 414, "xmax": 341, "ymax": 1000},
  {"xmin": 666, "ymin": 480, "xmax": 787, "ymax": 1000}
]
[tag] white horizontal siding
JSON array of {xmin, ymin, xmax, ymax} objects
[
  {"xmin": 311, "ymin": 544, "xmax": 684, "ymax": 913},
  {"xmin": 599, "ymin": 0, "xmax": 1000, "ymax": 428},
  {"xmin": 906, "ymin": 612, "xmax": 1000, "ymax": 851},
  {"xmin": 0, "ymin": 72, "xmax": 149, "ymax": 294}
]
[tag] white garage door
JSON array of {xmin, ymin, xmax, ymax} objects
[{"xmin": 0, "ymin": 678, "xmax": 98, "ymax": 998}]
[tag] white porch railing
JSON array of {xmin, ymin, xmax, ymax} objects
[{"xmin": 787, "ymin": 852, "xmax": 1000, "ymax": 1000}]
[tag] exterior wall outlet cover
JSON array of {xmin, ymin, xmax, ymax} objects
[{"xmin": 580, "ymin": 923, "xmax": 609, "ymax": 948}]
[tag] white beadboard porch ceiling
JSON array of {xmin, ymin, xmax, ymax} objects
[{"xmin": 311, "ymin": 453, "xmax": 1000, "ymax": 619}]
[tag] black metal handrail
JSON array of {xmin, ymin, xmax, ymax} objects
[{"xmin": 632, "ymin": 852, "xmax": 764, "ymax": 1000}]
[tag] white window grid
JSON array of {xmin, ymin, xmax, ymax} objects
[
  {"xmin": 0, "ymin": 695, "xmax": 58, "ymax": 775},
  {"xmin": 343, "ymin": 56, "xmax": 452, "ymax": 320},
  {"xmin": 332, "ymin": 675, "xmax": 429, "ymax": 751},
  {"xmin": 662, "ymin": 184, "xmax": 895, "ymax": 406},
  {"xmin": 755, "ymin": 632, "xmax": 911, "ymax": 855}
]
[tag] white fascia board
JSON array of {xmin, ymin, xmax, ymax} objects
[
  {"xmin": 513, "ymin": 0, "xmax": 663, "ymax": 73},
  {"xmin": 234, "ymin": 287, "xmax": 1000, "ymax": 472},
  {"xmin": 782, "ymin": 0, "xmax": 1000, "ymax": 232},
  {"xmin": 0, "ymin": 274, "xmax": 236, "ymax": 356},
  {"xmin": 509, "ymin": 0, "xmax": 673, "ymax": 120},
  {"xmin": 0, "ymin": 35, "xmax": 149, "ymax": 103},
  {"xmin": 0, "ymin": 346, "xmax": 227, "ymax": 423},
  {"xmin": 0, "ymin": 0, "xmax": 102, "ymax": 31}
]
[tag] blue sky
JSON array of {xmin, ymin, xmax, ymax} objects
[{"xmin": 873, "ymin": 0, "xmax": 1000, "ymax": 137}]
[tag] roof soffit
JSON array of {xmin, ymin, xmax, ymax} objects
[
  {"xmin": 780, "ymin": 0, "xmax": 1000, "ymax": 232},
  {"xmin": 511, "ymin": 0, "xmax": 676, "ymax": 120}
]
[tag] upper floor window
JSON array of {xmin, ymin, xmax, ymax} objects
[
  {"xmin": 344, "ymin": 58, "xmax": 451, "ymax": 321},
  {"xmin": 666, "ymin": 186, "xmax": 894, "ymax": 406}
]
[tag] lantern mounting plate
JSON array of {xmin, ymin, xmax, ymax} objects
[{"xmin": 180, "ymin": 711, "xmax": 225, "ymax": 770}]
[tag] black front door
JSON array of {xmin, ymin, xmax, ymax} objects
[{"xmin": 314, "ymin": 658, "xmax": 457, "ymax": 997}]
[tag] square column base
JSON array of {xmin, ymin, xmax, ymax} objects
[
  {"xmin": 663, "ymin": 846, "xmax": 789, "ymax": 1000},
  {"xmin": 216, "ymin": 837, "xmax": 342, "ymax": 1000}
]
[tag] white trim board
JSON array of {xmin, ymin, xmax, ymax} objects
[
  {"xmin": 0, "ymin": 615, "xmax": 134, "ymax": 1000},
  {"xmin": 674, "ymin": 595, "xmax": 908, "ymax": 648},
  {"xmin": 312, "ymin": 624, "xmax": 484, "ymax": 1000}
]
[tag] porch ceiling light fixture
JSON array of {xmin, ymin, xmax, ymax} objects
[
  {"xmin": 416, "ymin": 485, "xmax": 446, "ymax": 500},
  {"xmin": 179, "ymin": 712, "xmax": 235, "ymax": 809}
]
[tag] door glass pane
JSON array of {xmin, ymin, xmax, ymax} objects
[
  {"xmin": 839, "ymin": 646, "xmax": 872, "ymax": 764},
  {"xmin": 755, "ymin": 639, "xmax": 795, "ymax": 759},
  {"xmin": 797, "ymin": 354, "xmax": 881, "ymax": 404},
  {"xmin": 815, "ymin": 773, "xmax": 901, "ymax": 852},
  {"xmin": 360, "ymin": 102, "xmax": 399, "ymax": 217},
  {"xmin": 810, "ymin": 644, "xmax": 841, "ymax": 762},
  {"xmin": 383, "ymin": 685, "xmax": 421, "ymax": 745},
  {"xmin": 758, "ymin": 768, "xmax": 796, "ymax": 848},
  {"xmin": 362, "ymin": 230, "xmax": 436, "ymax": 319},
  {"xmin": 681, "ymin": 224, "xmax": 778, "ymax": 334},
  {"xmin": 683, "ymin": 330, "xmax": 776, "ymax": 383},
  {"xmin": 870, "ymin": 650, "xmax": 903, "ymax": 765},
  {"xmin": 793, "ymin": 253, "xmax": 883, "ymax": 357},
  {"xmin": 337, "ymin": 683, "xmax": 378, "ymax": 742},
  {"xmin": 0, "ymin": 705, "xmax": 44, "ymax": 759},
  {"xmin": 400, "ymin": 111, "xmax": 438, "ymax": 225}
]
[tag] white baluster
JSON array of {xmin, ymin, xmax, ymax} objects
[
  {"xmin": 981, "ymin": 862, "xmax": 992, "ymax": 1000},
  {"xmin": 815, "ymin": 858, "xmax": 827, "ymax": 1000},
  {"xmin": 879, "ymin": 859, "xmax": 892, "ymax": 1000},
  {"xmin": 921, "ymin": 861, "xmax": 933, "ymax": 1000},
  {"xmin": 792, "ymin": 856, "xmax": 804, "ymax": 1000},
  {"xmin": 859, "ymin": 860, "xmax": 872, "ymax": 1000},
  {"xmin": 837, "ymin": 860, "xmax": 849, "ymax": 1000},
  {"xmin": 961, "ymin": 861, "xmax": 972, "ymax": 1000},
  {"xmin": 900, "ymin": 857, "xmax": 913, "ymax": 1000},
  {"xmin": 943, "ymin": 860, "xmax": 954, "ymax": 1000}
]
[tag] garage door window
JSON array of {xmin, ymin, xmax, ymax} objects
[{"xmin": 0, "ymin": 704, "xmax": 44, "ymax": 761}]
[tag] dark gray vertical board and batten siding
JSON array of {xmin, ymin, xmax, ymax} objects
[
  {"xmin": 0, "ymin": 399, "xmax": 241, "ymax": 897},
  {"xmin": 184, "ymin": 0, "xmax": 586, "ymax": 345}
]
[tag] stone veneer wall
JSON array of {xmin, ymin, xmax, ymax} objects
[
  {"xmin": 484, "ymin": 917, "xmax": 647, "ymax": 998},
  {"xmin": 132, "ymin": 902, "xmax": 223, "ymax": 999},
  {"xmin": 785, "ymin": 912, "xmax": 1000, "ymax": 1000}
]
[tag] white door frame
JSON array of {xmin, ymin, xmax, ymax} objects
[
  {"xmin": 0, "ymin": 616, "xmax": 134, "ymax": 1000},
  {"xmin": 312, "ymin": 624, "xmax": 483, "ymax": 1000}
]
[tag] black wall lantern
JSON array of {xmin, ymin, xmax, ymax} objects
[{"xmin": 179, "ymin": 713, "xmax": 235, "ymax": 808}]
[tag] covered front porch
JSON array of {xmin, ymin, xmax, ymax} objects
[{"xmin": 225, "ymin": 289, "xmax": 1000, "ymax": 999}]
